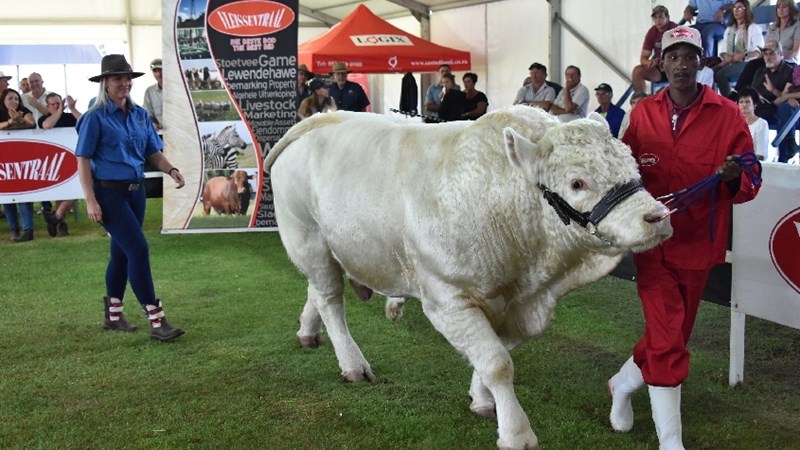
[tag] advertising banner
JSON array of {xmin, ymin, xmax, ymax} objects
[{"xmin": 164, "ymin": 0, "xmax": 298, "ymax": 232}]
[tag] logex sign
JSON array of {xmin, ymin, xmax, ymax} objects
[
  {"xmin": 769, "ymin": 207, "xmax": 800, "ymax": 295},
  {"xmin": 207, "ymin": 0, "xmax": 295, "ymax": 37},
  {"xmin": 0, "ymin": 139, "xmax": 78, "ymax": 193}
]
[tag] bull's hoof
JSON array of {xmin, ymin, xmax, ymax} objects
[
  {"xmin": 348, "ymin": 279, "xmax": 374, "ymax": 301},
  {"xmin": 385, "ymin": 297, "xmax": 406, "ymax": 321},
  {"xmin": 298, "ymin": 333, "xmax": 323, "ymax": 348},
  {"xmin": 470, "ymin": 404, "xmax": 497, "ymax": 421},
  {"xmin": 342, "ymin": 368, "xmax": 375, "ymax": 382}
]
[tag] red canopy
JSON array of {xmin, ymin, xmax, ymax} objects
[{"xmin": 299, "ymin": 4, "xmax": 471, "ymax": 74}]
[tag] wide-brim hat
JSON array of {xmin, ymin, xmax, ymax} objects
[
  {"xmin": 661, "ymin": 26, "xmax": 703, "ymax": 54},
  {"xmin": 330, "ymin": 62, "xmax": 350, "ymax": 74},
  {"xmin": 89, "ymin": 54, "xmax": 145, "ymax": 82},
  {"xmin": 0, "ymin": 71, "xmax": 11, "ymax": 80}
]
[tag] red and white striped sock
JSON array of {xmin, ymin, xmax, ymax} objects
[
  {"xmin": 108, "ymin": 297, "xmax": 124, "ymax": 322},
  {"xmin": 145, "ymin": 303, "xmax": 165, "ymax": 328}
]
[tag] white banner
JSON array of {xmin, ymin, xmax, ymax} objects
[
  {"xmin": 732, "ymin": 163, "xmax": 800, "ymax": 329},
  {"xmin": 0, "ymin": 128, "xmax": 83, "ymax": 203}
]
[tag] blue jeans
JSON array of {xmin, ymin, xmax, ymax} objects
[
  {"xmin": 3, "ymin": 203, "xmax": 34, "ymax": 231},
  {"xmin": 693, "ymin": 22, "xmax": 725, "ymax": 57},
  {"xmin": 774, "ymin": 103, "xmax": 800, "ymax": 162},
  {"xmin": 94, "ymin": 184, "xmax": 158, "ymax": 307}
]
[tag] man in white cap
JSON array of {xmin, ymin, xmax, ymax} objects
[
  {"xmin": 0, "ymin": 71, "xmax": 11, "ymax": 91},
  {"xmin": 609, "ymin": 25, "xmax": 760, "ymax": 450},
  {"xmin": 143, "ymin": 58, "xmax": 163, "ymax": 130}
]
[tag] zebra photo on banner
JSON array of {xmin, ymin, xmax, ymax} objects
[{"xmin": 202, "ymin": 124, "xmax": 247, "ymax": 170}]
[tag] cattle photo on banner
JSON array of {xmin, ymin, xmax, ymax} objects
[{"xmin": 164, "ymin": 0, "xmax": 297, "ymax": 233}]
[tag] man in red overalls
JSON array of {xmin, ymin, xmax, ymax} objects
[{"xmin": 608, "ymin": 26, "xmax": 761, "ymax": 450}]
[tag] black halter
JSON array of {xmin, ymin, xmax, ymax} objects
[{"xmin": 537, "ymin": 179, "xmax": 643, "ymax": 241}]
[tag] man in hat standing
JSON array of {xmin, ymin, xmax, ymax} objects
[
  {"xmin": 143, "ymin": 58, "xmax": 163, "ymax": 130},
  {"xmin": 296, "ymin": 64, "xmax": 312, "ymax": 111},
  {"xmin": 608, "ymin": 26, "xmax": 760, "ymax": 450},
  {"xmin": 593, "ymin": 83, "xmax": 625, "ymax": 138},
  {"xmin": 0, "ymin": 71, "xmax": 11, "ymax": 92},
  {"xmin": 328, "ymin": 62, "xmax": 370, "ymax": 112}
]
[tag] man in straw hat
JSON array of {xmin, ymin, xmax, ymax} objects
[
  {"xmin": 328, "ymin": 62, "xmax": 370, "ymax": 112},
  {"xmin": 608, "ymin": 26, "xmax": 760, "ymax": 450},
  {"xmin": 75, "ymin": 54, "xmax": 186, "ymax": 342},
  {"xmin": 296, "ymin": 64, "xmax": 313, "ymax": 110}
]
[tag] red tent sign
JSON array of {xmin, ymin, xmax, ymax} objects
[
  {"xmin": 208, "ymin": 0, "xmax": 295, "ymax": 37},
  {"xmin": 299, "ymin": 4, "xmax": 470, "ymax": 73},
  {"xmin": 769, "ymin": 207, "xmax": 800, "ymax": 294},
  {"xmin": 0, "ymin": 139, "xmax": 77, "ymax": 193}
]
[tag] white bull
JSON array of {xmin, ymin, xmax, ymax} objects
[{"xmin": 265, "ymin": 106, "xmax": 672, "ymax": 450}]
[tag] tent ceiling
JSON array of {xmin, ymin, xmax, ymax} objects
[{"xmin": 299, "ymin": 0, "xmax": 504, "ymax": 26}]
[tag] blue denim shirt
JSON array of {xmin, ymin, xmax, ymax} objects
[
  {"xmin": 75, "ymin": 100, "xmax": 162, "ymax": 182},
  {"xmin": 689, "ymin": 0, "xmax": 734, "ymax": 24}
]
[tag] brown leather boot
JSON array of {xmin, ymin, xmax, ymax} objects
[
  {"xmin": 145, "ymin": 301, "xmax": 185, "ymax": 342},
  {"xmin": 102, "ymin": 296, "xmax": 138, "ymax": 332}
]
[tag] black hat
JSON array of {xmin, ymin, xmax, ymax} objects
[
  {"xmin": 528, "ymin": 62, "xmax": 547, "ymax": 72},
  {"xmin": 309, "ymin": 77, "xmax": 329, "ymax": 91},
  {"xmin": 89, "ymin": 54, "xmax": 145, "ymax": 83},
  {"xmin": 594, "ymin": 83, "xmax": 613, "ymax": 93}
]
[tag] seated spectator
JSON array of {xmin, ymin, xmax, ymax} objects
[
  {"xmin": 749, "ymin": 41, "xmax": 796, "ymax": 161},
  {"xmin": 593, "ymin": 83, "xmax": 625, "ymax": 138},
  {"xmin": 297, "ymin": 77, "xmax": 337, "ymax": 120},
  {"xmin": 714, "ymin": 0, "xmax": 763, "ymax": 97},
  {"xmin": 549, "ymin": 65, "xmax": 590, "ymax": 122},
  {"xmin": 632, "ymin": 6, "xmax": 678, "ymax": 94},
  {"xmin": 735, "ymin": 0, "xmax": 800, "ymax": 95},
  {"xmin": 19, "ymin": 77, "xmax": 30, "ymax": 95},
  {"xmin": 514, "ymin": 63, "xmax": 556, "ymax": 110},
  {"xmin": 737, "ymin": 87, "xmax": 775, "ymax": 161},
  {"xmin": 619, "ymin": 91, "xmax": 648, "ymax": 138},
  {"xmin": 38, "ymin": 93, "xmax": 83, "ymax": 237},
  {"xmin": 461, "ymin": 72, "xmax": 488, "ymax": 120},
  {"xmin": 21, "ymin": 72, "xmax": 49, "ymax": 123},
  {"xmin": 437, "ymin": 73, "xmax": 466, "ymax": 122},
  {"xmin": 0, "ymin": 88, "xmax": 36, "ymax": 242},
  {"xmin": 0, "ymin": 72, "xmax": 10, "ymax": 92},
  {"xmin": 683, "ymin": 0, "xmax": 735, "ymax": 57},
  {"xmin": 425, "ymin": 64, "xmax": 460, "ymax": 121}
]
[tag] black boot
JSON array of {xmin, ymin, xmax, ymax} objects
[
  {"xmin": 57, "ymin": 221, "xmax": 69, "ymax": 237},
  {"xmin": 145, "ymin": 301, "xmax": 185, "ymax": 342},
  {"xmin": 9, "ymin": 228, "xmax": 19, "ymax": 241},
  {"xmin": 44, "ymin": 211, "xmax": 59, "ymax": 237},
  {"xmin": 12, "ymin": 229, "xmax": 33, "ymax": 243},
  {"xmin": 102, "ymin": 296, "xmax": 138, "ymax": 332}
]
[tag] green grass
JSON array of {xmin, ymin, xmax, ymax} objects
[{"xmin": 1, "ymin": 200, "xmax": 798, "ymax": 449}]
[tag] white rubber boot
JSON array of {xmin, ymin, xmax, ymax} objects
[
  {"xmin": 648, "ymin": 385, "xmax": 685, "ymax": 450},
  {"xmin": 608, "ymin": 356, "xmax": 644, "ymax": 432}
]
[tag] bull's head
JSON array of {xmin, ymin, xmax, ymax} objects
[{"xmin": 503, "ymin": 113, "xmax": 672, "ymax": 253}]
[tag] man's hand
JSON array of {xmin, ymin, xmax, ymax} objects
[
  {"xmin": 717, "ymin": 155, "xmax": 743, "ymax": 182},
  {"xmin": 65, "ymin": 95, "xmax": 77, "ymax": 111}
]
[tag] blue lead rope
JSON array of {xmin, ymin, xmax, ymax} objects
[{"xmin": 656, "ymin": 151, "xmax": 762, "ymax": 241}]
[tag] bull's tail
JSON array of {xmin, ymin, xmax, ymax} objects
[{"xmin": 263, "ymin": 113, "xmax": 344, "ymax": 173}]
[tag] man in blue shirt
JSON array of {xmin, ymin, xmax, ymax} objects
[
  {"xmin": 328, "ymin": 62, "xmax": 370, "ymax": 112},
  {"xmin": 593, "ymin": 83, "xmax": 626, "ymax": 138},
  {"xmin": 683, "ymin": 0, "xmax": 734, "ymax": 57}
]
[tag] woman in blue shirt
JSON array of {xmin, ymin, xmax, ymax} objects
[{"xmin": 76, "ymin": 54, "xmax": 185, "ymax": 342}]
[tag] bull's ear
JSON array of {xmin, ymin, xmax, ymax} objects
[
  {"xmin": 504, "ymin": 127, "xmax": 540, "ymax": 170},
  {"xmin": 587, "ymin": 112, "xmax": 609, "ymax": 129}
]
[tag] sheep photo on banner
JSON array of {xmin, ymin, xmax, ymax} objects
[{"xmin": 162, "ymin": 0, "xmax": 298, "ymax": 233}]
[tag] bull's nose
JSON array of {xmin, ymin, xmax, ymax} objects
[{"xmin": 644, "ymin": 212, "xmax": 665, "ymax": 224}]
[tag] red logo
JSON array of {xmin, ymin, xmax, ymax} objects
[
  {"xmin": 769, "ymin": 207, "xmax": 800, "ymax": 294},
  {"xmin": 671, "ymin": 28, "xmax": 695, "ymax": 39},
  {"xmin": 208, "ymin": 1, "xmax": 295, "ymax": 37},
  {"xmin": 0, "ymin": 139, "xmax": 78, "ymax": 193},
  {"xmin": 639, "ymin": 153, "xmax": 659, "ymax": 166}
]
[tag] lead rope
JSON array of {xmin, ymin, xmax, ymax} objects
[{"xmin": 656, "ymin": 151, "xmax": 762, "ymax": 241}]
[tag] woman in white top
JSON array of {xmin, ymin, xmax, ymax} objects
[
  {"xmin": 715, "ymin": 0, "xmax": 764, "ymax": 96},
  {"xmin": 738, "ymin": 87, "xmax": 775, "ymax": 161}
]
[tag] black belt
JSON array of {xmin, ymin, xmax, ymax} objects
[{"xmin": 95, "ymin": 180, "xmax": 143, "ymax": 191}]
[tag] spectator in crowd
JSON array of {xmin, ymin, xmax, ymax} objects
[
  {"xmin": 39, "ymin": 92, "xmax": 82, "ymax": 237},
  {"xmin": 0, "ymin": 72, "xmax": 10, "ymax": 92},
  {"xmin": 75, "ymin": 54, "xmax": 185, "ymax": 341},
  {"xmin": 549, "ymin": 65, "xmax": 590, "ymax": 122},
  {"xmin": 19, "ymin": 77, "xmax": 29, "ymax": 94},
  {"xmin": 437, "ymin": 73, "xmax": 466, "ymax": 122},
  {"xmin": 461, "ymin": 72, "xmax": 488, "ymax": 120},
  {"xmin": 610, "ymin": 26, "xmax": 760, "ymax": 450},
  {"xmin": 522, "ymin": 76, "xmax": 531, "ymax": 87},
  {"xmin": 425, "ymin": 64, "xmax": 460, "ymax": 121},
  {"xmin": 619, "ymin": 91, "xmax": 648, "ymax": 138},
  {"xmin": 143, "ymin": 58, "xmax": 163, "ymax": 130},
  {"xmin": 749, "ymin": 40, "xmax": 796, "ymax": 161},
  {"xmin": 632, "ymin": 6, "xmax": 679, "ymax": 94},
  {"xmin": 735, "ymin": 0, "xmax": 800, "ymax": 94},
  {"xmin": 737, "ymin": 87, "xmax": 774, "ymax": 161},
  {"xmin": 0, "ymin": 88, "xmax": 36, "ymax": 242},
  {"xmin": 593, "ymin": 83, "xmax": 625, "ymax": 138},
  {"xmin": 296, "ymin": 64, "xmax": 312, "ymax": 112},
  {"xmin": 22, "ymin": 72, "xmax": 49, "ymax": 123},
  {"xmin": 328, "ymin": 62, "xmax": 370, "ymax": 112},
  {"xmin": 297, "ymin": 77, "xmax": 337, "ymax": 120},
  {"xmin": 714, "ymin": 0, "xmax": 763, "ymax": 97},
  {"xmin": 514, "ymin": 62, "xmax": 556, "ymax": 110},
  {"xmin": 683, "ymin": 0, "xmax": 735, "ymax": 57}
]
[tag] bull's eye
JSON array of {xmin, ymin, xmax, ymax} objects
[{"xmin": 570, "ymin": 179, "xmax": 585, "ymax": 191}]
